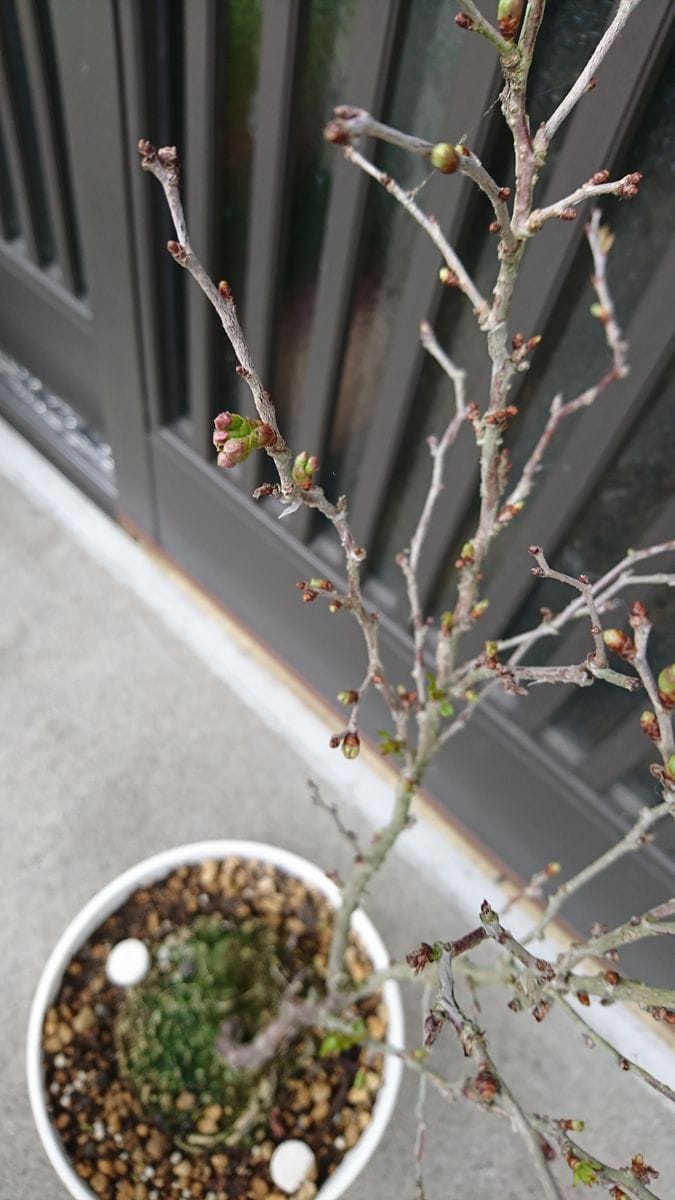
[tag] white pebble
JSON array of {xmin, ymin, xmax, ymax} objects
[
  {"xmin": 106, "ymin": 938, "xmax": 150, "ymax": 986},
  {"xmin": 53, "ymin": 1054, "xmax": 67, "ymax": 1069},
  {"xmin": 92, "ymin": 1120, "xmax": 105, "ymax": 1141},
  {"xmin": 270, "ymin": 1140, "xmax": 316, "ymax": 1195}
]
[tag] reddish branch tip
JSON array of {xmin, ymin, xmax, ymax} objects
[
  {"xmin": 323, "ymin": 119, "xmax": 351, "ymax": 145},
  {"xmin": 137, "ymin": 138, "xmax": 156, "ymax": 165}
]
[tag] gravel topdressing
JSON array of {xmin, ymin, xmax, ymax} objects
[{"xmin": 41, "ymin": 857, "xmax": 387, "ymax": 1200}]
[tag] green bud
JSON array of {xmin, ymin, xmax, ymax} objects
[
  {"xmin": 665, "ymin": 754, "xmax": 675, "ymax": 782},
  {"xmin": 342, "ymin": 732, "xmax": 360, "ymax": 760},
  {"xmin": 497, "ymin": 0, "xmax": 524, "ymax": 40},
  {"xmin": 430, "ymin": 142, "xmax": 459, "ymax": 174},
  {"xmin": 657, "ymin": 664, "xmax": 675, "ymax": 697}
]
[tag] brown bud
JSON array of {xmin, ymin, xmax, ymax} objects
[
  {"xmin": 439, "ymin": 266, "xmax": 460, "ymax": 287},
  {"xmin": 484, "ymin": 404, "xmax": 518, "ymax": 425},
  {"xmin": 590, "ymin": 170, "xmax": 610, "ymax": 185},
  {"xmin": 473, "ymin": 1061, "xmax": 499, "ymax": 1101},
  {"xmin": 488, "ymin": 220, "xmax": 500, "ymax": 233},
  {"xmin": 329, "ymin": 734, "xmax": 342, "ymax": 749},
  {"xmin": 604, "ymin": 970, "xmax": 620, "ymax": 986},
  {"xmin": 218, "ymin": 280, "xmax": 233, "ymax": 301},
  {"xmin": 560, "ymin": 207, "xmax": 578, "ymax": 221},
  {"xmin": 323, "ymin": 119, "xmax": 350, "ymax": 146},
  {"xmin": 512, "ymin": 332, "xmax": 525, "ymax": 350},
  {"xmin": 577, "ymin": 992, "xmax": 591, "ymax": 1007},
  {"xmin": 498, "ymin": 186, "xmax": 511, "ymax": 201},
  {"xmin": 341, "ymin": 731, "xmax": 360, "ymax": 760},
  {"xmin": 454, "ymin": 11, "xmax": 474, "ymax": 29},
  {"xmin": 137, "ymin": 138, "xmax": 156, "ymax": 164},
  {"xmin": 532, "ymin": 1000, "xmax": 551, "ymax": 1022},
  {"xmin": 302, "ymin": 589, "xmax": 318, "ymax": 602}
]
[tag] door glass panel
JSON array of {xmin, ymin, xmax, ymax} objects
[
  {"xmin": 270, "ymin": 0, "xmax": 358, "ymax": 429},
  {"xmin": 322, "ymin": 0, "xmax": 465, "ymax": 500}
]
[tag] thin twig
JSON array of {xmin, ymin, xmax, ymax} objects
[
  {"xmin": 528, "ymin": 172, "xmax": 642, "ymax": 230},
  {"xmin": 558, "ymin": 995, "xmax": 675, "ymax": 1105},
  {"xmin": 343, "ymin": 145, "xmax": 489, "ymax": 320},
  {"xmin": 541, "ymin": 0, "xmax": 645, "ymax": 145},
  {"xmin": 524, "ymin": 796, "xmax": 675, "ymax": 942}
]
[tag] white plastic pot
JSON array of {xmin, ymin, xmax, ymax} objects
[{"xmin": 27, "ymin": 841, "xmax": 404, "ymax": 1200}]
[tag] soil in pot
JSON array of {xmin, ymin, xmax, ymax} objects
[{"xmin": 41, "ymin": 857, "xmax": 387, "ymax": 1200}]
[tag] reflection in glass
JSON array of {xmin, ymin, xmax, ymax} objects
[
  {"xmin": 271, "ymin": 0, "xmax": 357, "ymax": 433},
  {"xmin": 323, "ymin": 0, "xmax": 465, "ymax": 503}
]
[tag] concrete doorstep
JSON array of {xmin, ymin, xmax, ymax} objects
[{"xmin": 1, "ymin": 416, "xmax": 673, "ymax": 1199}]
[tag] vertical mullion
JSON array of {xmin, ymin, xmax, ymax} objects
[
  {"xmin": 419, "ymin": 2, "xmax": 675, "ymax": 619},
  {"xmin": 0, "ymin": 119, "xmax": 20, "ymax": 240},
  {"xmin": 234, "ymin": 0, "xmax": 304, "ymax": 496},
  {"xmin": 0, "ymin": 32, "xmax": 41, "ymax": 261},
  {"xmin": 347, "ymin": 36, "xmax": 500, "ymax": 559},
  {"xmin": 289, "ymin": 0, "xmax": 404, "ymax": 544},
  {"xmin": 13, "ymin": 0, "xmax": 81, "ymax": 292},
  {"xmin": 183, "ymin": 0, "xmax": 226, "ymax": 459}
]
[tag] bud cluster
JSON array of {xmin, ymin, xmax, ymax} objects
[
  {"xmin": 213, "ymin": 411, "xmax": 278, "ymax": 469},
  {"xmin": 329, "ymin": 730, "xmax": 361, "ymax": 760},
  {"xmin": 292, "ymin": 451, "xmax": 319, "ymax": 491}
]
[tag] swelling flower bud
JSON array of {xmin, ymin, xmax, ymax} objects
[
  {"xmin": 497, "ymin": 0, "xmax": 524, "ymax": 39},
  {"xmin": 603, "ymin": 628, "xmax": 634, "ymax": 661},
  {"xmin": 639, "ymin": 710, "xmax": 660, "ymax": 742},
  {"xmin": 292, "ymin": 451, "xmax": 319, "ymax": 491},
  {"xmin": 657, "ymin": 664, "xmax": 675, "ymax": 709},
  {"xmin": 217, "ymin": 438, "xmax": 249, "ymax": 468},
  {"xmin": 430, "ymin": 143, "xmax": 459, "ymax": 174},
  {"xmin": 341, "ymin": 732, "xmax": 360, "ymax": 760}
]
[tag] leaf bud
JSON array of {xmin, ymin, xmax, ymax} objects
[
  {"xmin": 440, "ymin": 611, "xmax": 454, "ymax": 635},
  {"xmin": 292, "ymin": 451, "xmax": 319, "ymax": 490},
  {"xmin": 657, "ymin": 664, "xmax": 675, "ymax": 709},
  {"xmin": 337, "ymin": 689, "xmax": 359, "ymax": 706},
  {"xmin": 471, "ymin": 599, "xmax": 490, "ymax": 620},
  {"xmin": 342, "ymin": 732, "xmax": 360, "ymax": 760},
  {"xmin": 497, "ymin": 0, "xmax": 524, "ymax": 40},
  {"xmin": 665, "ymin": 754, "xmax": 675, "ymax": 783},
  {"xmin": 439, "ymin": 266, "xmax": 459, "ymax": 287},
  {"xmin": 603, "ymin": 628, "xmax": 635, "ymax": 661},
  {"xmin": 639, "ymin": 710, "xmax": 660, "ymax": 742},
  {"xmin": 455, "ymin": 11, "xmax": 474, "ymax": 30},
  {"xmin": 430, "ymin": 142, "xmax": 459, "ymax": 174}
]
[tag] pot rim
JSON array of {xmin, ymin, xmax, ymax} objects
[{"xmin": 27, "ymin": 840, "xmax": 404, "ymax": 1200}]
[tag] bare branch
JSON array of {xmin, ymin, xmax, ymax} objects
[
  {"xmin": 455, "ymin": 1, "xmax": 521, "ymax": 60},
  {"xmin": 542, "ymin": 0, "xmax": 645, "ymax": 145},
  {"xmin": 559, "ymin": 995, "xmax": 675, "ymax": 1106},
  {"xmin": 528, "ymin": 172, "xmax": 643, "ymax": 231},
  {"xmin": 524, "ymin": 796, "xmax": 675, "ymax": 942},
  {"xmin": 343, "ymin": 145, "xmax": 489, "ymax": 320}
]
